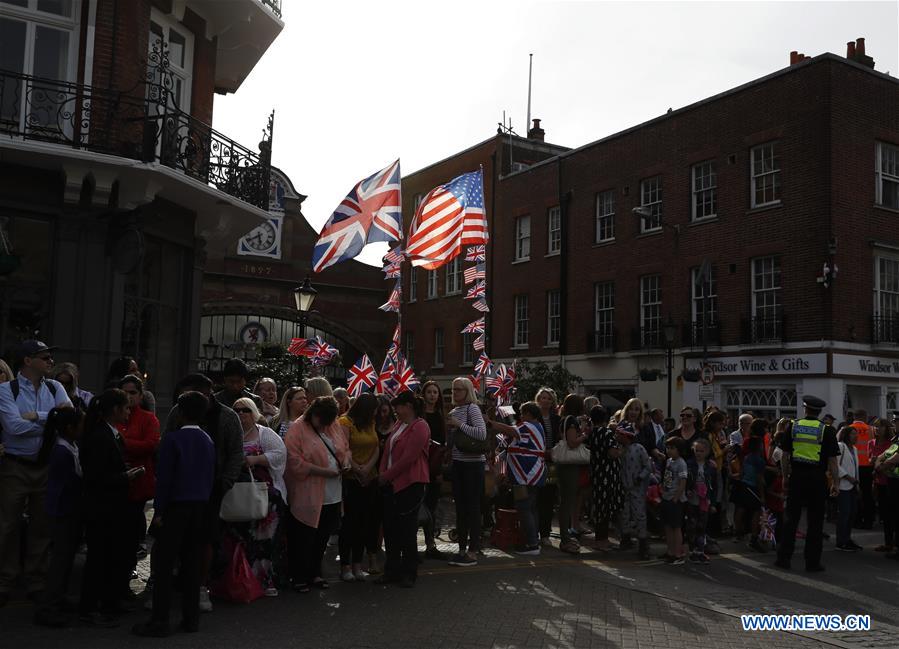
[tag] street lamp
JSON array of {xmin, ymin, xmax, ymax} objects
[
  {"xmin": 293, "ymin": 276, "xmax": 318, "ymax": 383},
  {"xmin": 201, "ymin": 336, "xmax": 218, "ymax": 372},
  {"xmin": 662, "ymin": 319, "xmax": 678, "ymax": 418}
]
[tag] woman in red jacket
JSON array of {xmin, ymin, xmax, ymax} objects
[
  {"xmin": 377, "ymin": 391, "xmax": 430, "ymax": 588},
  {"xmin": 117, "ymin": 375, "xmax": 161, "ymax": 579}
]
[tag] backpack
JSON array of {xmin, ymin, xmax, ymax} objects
[{"xmin": 9, "ymin": 378, "xmax": 58, "ymax": 400}]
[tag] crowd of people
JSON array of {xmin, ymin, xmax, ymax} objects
[{"xmin": 1, "ymin": 339, "xmax": 898, "ymax": 637}]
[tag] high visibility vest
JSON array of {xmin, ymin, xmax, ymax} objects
[
  {"xmin": 791, "ymin": 418, "xmax": 825, "ymax": 464},
  {"xmin": 851, "ymin": 421, "xmax": 872, "ymax": 466}
]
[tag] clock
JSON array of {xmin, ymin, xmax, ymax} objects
[{"xmin": 243, "ymin": 221, "xmax": 277, "ymax": 252}]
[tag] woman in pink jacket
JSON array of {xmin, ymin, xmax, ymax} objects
[
  {"xmin": 284, "ymin": 396, "xmax": 350, "ymax": 593},
  {"xmin": 376, "ymin": 391, "xmax": 431, "ymax": 588}
]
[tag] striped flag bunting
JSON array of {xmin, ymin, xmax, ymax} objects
[
  {"xmin": 464, "ymin": 263, "xmax": 486, "ymax": 285},
  {"xmin": 472, "ymin": 297, "xmax": 490, "ymax": 313},
  {"xmin": 461, "ymin": 317, "xmax": 485, "ymax": 334},
  {"xmin": 472, "ymin": 333, "xmax": 485, "ymax": 350},
  {"xmin": 378, "ymin": 280, "xmax": 401, "ymax": 313},
  {"xmin": 465, "ymin": 281, "xmax": 486, "ymax": 300}
]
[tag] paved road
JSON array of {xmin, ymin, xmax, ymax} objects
[{"xmin": 2, "ymin": 521, "xmax": 895, "ymax": 649}]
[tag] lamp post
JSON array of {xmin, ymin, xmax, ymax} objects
[
  {"xmin": 663, "ymin": 319, "xmax": 678, "ymax": 418},
  {"xmin": 293, "ymin": 276, "xmax": 318, "ymax": 384},
  {"xmin": 201, "ymin": 336, "xmax": 218, "ymax": 373}
]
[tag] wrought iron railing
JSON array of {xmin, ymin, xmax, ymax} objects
[
  {"xmin": 683, "ymin": 320, "xmax": 721, "ymax": 348},
  {"xmin": 260, "ymin": 0, "xmax": 283, "ymax": 17},
  {"xmin": 872, "ymin": 316, "xmax": 899, "ymax": 344},
  {"xmin": 0, "ymin": 58, "xmax": 272, "ymax": 209},
  {"xmin": 587, "ymin": 328, "xmax": 616, "ymax": 353},
  {"xmin": 740, "ymin": 315, "xmax": 784, "ymax": 345}
]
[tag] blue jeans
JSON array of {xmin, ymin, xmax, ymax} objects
[
  {"xmin": 836, "ymin": 488, "xmax": 857, "ymax": 546},
  {"xmin": 513, "ymin": 485, "xmax": 538, "ymax": 547}
]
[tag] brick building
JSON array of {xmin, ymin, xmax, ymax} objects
[
  {"xmin": 400, "ymin": 129, "xmax": 569, "ymax": 386},
  {"xmin": 488, "ymin": 40, "xmax": 899, "ymax": 420},
  {"xmin": 0, "ymin": 0, "xmax": 283, "ymax": 407}
]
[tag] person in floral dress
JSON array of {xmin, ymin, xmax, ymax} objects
[{"xmin": 588, "ymin": 405, "xmax": 623, "ymax": 551}]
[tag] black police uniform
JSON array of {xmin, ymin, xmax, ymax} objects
[{"xmin": 775, "ymin": 398, "xmax": 840, "ymax": 570}]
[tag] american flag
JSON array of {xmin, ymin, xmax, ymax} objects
[
  {"xmin": 347, "ymin": 355, "xmax": 377, "ymax": 397},
  {"xmin": 465, "ymin": 245, "xmax": 486, "ymax": 262},
  {"xmin": 464, "ymin": 263, "xmax": 486, "ymax": 285},
  {"xmin": 405, "ymin": 169, "xmax": 487, "ymax": 270},
  {"xmin": 465, "ymin": 281, "xmax": 486, "ymax": 300},
  {"xmin": 288, "ymin": 337, "xmax": 312, "ymax": 357},
  {"xmin": 461, "ymin": 317, "xmax": 485, "ymax": 334},
  {"xmin": 472, "ymin": 297, "xmax": 490, "ymax": 313},
  {"xmin": 312, "ymin": 160, "xmax": 402, "ymax": 273},
  {"xmin": 474, "ymin": 352, "xmax": 493, "ymax": 377},
  {"xmin": 393, "ymin": 355, "xmax": 419, "ymax": 393},
  {"xmin": 379, "ymin": 280, "xmax": 401, "ymax": 313},
  {"xmin": 472, "ymin": 333, "xmax": 485, "ymax": 350},
  {"xmin": 382, "ymin": 246, "xmax": 404, "ymax": 266}
]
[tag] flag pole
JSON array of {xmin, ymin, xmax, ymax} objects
[{"xmin": 526, "ymin": 53, "xmax": 533, "ymax": 136}]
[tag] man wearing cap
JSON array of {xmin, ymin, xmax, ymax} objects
[
  {"xmin": 213, "ymin": 358, "xmax": 263, "ymax": 411},
  {"xmin": 0, "ymin": 340, "xmax": 72, "ymax": 606},
  {"xmin": 775, "ymin": 395, "xmax": 840, "ymax": 572}
]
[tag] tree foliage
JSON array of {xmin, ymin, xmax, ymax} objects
[{"xmin": 513, "ymin": 359, "xmax": 583, "ymax": 403}]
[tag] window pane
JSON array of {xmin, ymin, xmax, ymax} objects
[
  {"xmin": 33, "ymin": 25, "xmax": 69, "ymax": 79},
  {"xmin": 169, "ymin": 29, "xmax": 186, "ymax": 69},
  {"xmin": 0, "ymin": 18, "xmax": 26, "ymax": 127},
  {"xmin": 1, "ymin": 0, "xmax": 29, "ymax": 7},
  {"xmin": 37, "ymin": 0, "xmax": 72, "ymax": 16}
]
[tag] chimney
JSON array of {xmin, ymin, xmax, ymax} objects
[
  {"xmin": 527, "ymin": 118, "xmax": 545, "ymax": 142},
  {"xmin": 856, "ymin": 37, "xmax": 865, "ymax": 56},
  {"xmin": 847, "ymin": 41, "xmax": 856, "ymax": 58},
  {"xmin": 790, "ymin": 50, "xmax": 799, "ymax": 65},
  {"xmin": 846, "ymin": 36, "xmax": 875, "ymax": 69}
]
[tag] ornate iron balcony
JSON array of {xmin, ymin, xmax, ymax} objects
[
  {"xmin": 260, "ymin": 0, "xmax": 283, "ymax": 17},
  {"xmin": 0, "ymin": 56, "xmax": 272, "ymax": 210},
  {"xmin": 872, "ymin": 315, "xmax": 899, "ymax": 344},
  {"xmin": 740, "ymin": 315, "xmax": 784, "ymax": 345},
  {"xmin": 587, "ymin": 328, "xmax": 616, "ymax": 353}
]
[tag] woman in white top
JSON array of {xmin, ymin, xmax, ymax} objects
[
  {"xmin": 231, "ymin": 397, "xmax": 287, "ymax": 596},
  {"xmin": 836, "ymin": 425, "xmax": 861, "ymax": 552},
  {"xmin": 445, "ymin": 377, "xmax": 487, "ymax": 567}
]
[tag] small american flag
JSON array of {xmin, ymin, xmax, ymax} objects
[
  {"xmin": 465, "ymin": 245, "xmax": 486, "ymax": 262},
  {"xmin": 288, "ymin": 338, "xmax": 312, "ymax": 357},
  {"xmin": 347, "ymin": 355, "xmax": 377, "ymax": 397},
  {"xmin": 313, "ymin": 160, "xmax": 402, "ymax": 273},
  {"xmin": 465, "ymin": 281, "xmax": 486, "ymax": 300},
  {"xmin": 472, "ymin": 297, "xmax": 490, "ymax": 313},
  {"xmin": 472, "ymin": 333, "xmax": 485, "ymax": 350},
  {"xmin": 461, "ymin": 317, "xmax": 485, "ymax": 334},
  {"xmin": 474, "ymin": 352, "xmax": 493, "ymax": 377},
  {"xmin": 378, "ymin": 280, "xmax": 401, "ymax": 313},
  {"xmin": 464, "ymin": 263, "xmax": 486, "ymax": 285},
  {"xmin": 382, "ymin": 246, "xmax": 404, "ymax": 266},
  {"xmin": 405, "ymin": 169, "xmax": 487, "ymax": 270}
]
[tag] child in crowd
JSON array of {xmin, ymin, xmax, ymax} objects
[
  {"xmin": 733, "ymin": 436, "xmax": 766, "ymax": 551},
  {"xmin": 686, "ymin": 438, "xmax": 717, "ymax": 564},
  {"xmin": 615, "ymin": 422, "xmax": 652, "ymax": 560},
  {"xmin": 661, "ymin": 437, "xmax": 688, "ymax": 565},
  {"xmin": 35, "ymin": 408, "xmax": 86, "ymax": 628}
]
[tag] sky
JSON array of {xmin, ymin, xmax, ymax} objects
[{"xmin": 214, "ymin": 0, "xmax": 899, "ymax": 267}]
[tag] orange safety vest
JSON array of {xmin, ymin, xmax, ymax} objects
[{"xmin": 851, "ymin": 421, "xmax": 871, "ymax": 466}]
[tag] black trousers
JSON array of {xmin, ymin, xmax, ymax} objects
[
  {"xmin": 287, "ymin": 504, "xmax": 339, "ymax": 586},
  {"xmin": 856, "ymin": 466, "xmax": 875, "ymax": 528},
  {"xmin": 41, "ymin": 514, "xmax": 83, "ymax": 612},
  {"xmin": 383, "ymin": 483, "xmax": 425, "ymax": 581},
  {"xmin": 125, "ymin": 500, "xmax": 148, "ymax": 579},
  {"xmin": 777, "ymin": 473, "xmax": 826, "ymax": 568},
  {"xmin": 151, "ymin": 502, "xmax": 207, "ymax": 628},
  {"xmin": 422, "ymin": 480, "xmax": 442, "ymax": 546},
  {"xmin": 79, "ymin": 513, "xmax": 130, "ymax": 614},
  {"xmin": 452, "ymin": 461, "xmax": 484, "ymax": 553},
  {"xmin": 338, "ymin": 480, "xmax": 380, "ymax": 566},
  {"xmin": 537, "ymin": 482, "xmax": 558, "ymax": 539}
]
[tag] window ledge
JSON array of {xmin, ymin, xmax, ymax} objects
[
  {"xmin": 425, "ymin": 296, "xmax": 439, "ymax": 301},
  {"xmin": 636, "ymin": 230, "xmax": 663, "ymax": 239},
  {"xmin": 512, "ymin": 258, "xmax": 531, "ymax": 265},
  {"xmin": 445, "ymin": 291, "xmax": 463, "ymax": 297},
  {"xmin": 689, "ymin": 217, "xmax": 719, "ymax": 227},
  {"xmin": 432, "ymin": 364, "xmax": 444, "ymax": 370},
  {"xmin": 511, "ymin": 345, "xmax": 529, "ymax": 350},
  {"xmin": 545, "ymin": 251, "xmax": 561, "ymax": 258},
  {"xmin": 593, "ymin": 239, "xmax": 616, "ymax": 248},
  {"xmin": 746, "ymin": 202, "xmax": 783, "ymax": 215},
  {"xmin": 459, "ymin": 362, "xmax": 474, "ymax": 368},
  {"xmin": 873, "ymin": 204, "xmax": 899, "ymax": 215},
  {"xmin": 544, "ymin": 344, "xmax": 560, "ymax": 349}
]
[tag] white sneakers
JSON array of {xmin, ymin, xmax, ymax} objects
[
  {"xmin": 199, "ymin": 587, "xmax": 213, "ymax": 613},
  {"xmin": 340, "ymin": 569, "xmax": 356, "ymax": 582}
]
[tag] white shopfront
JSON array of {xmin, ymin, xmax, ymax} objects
[{"xmin": 832, "ymin": 353, "xmax": 899, "ymax": 417}]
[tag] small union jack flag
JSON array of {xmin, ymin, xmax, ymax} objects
[
  {"xmin": 461, "ymin": 317, "xmax": 485, "ymax": 334},
  {"xmin": 465, "ymin": 245, "xmax": 486, "ymax": 262},
  {"xmin": 474, "ymin": 352, "xmax": 493, "ymax": 377},
  {"xmin": 383, "ymin": 262, "xmax": 401, "ymax": 279},
  {"xmin": 469, "ymin": 374, "xmax": 482, "ymax": 391},
  {"xmin": 472, "ymin": 333, "xmax": 485, "ymax": 350},
  {"xmin": 347, "ymin": 354, "xmax": 377, "ymax": 397},
  {"xmin": 308, "ymin": 337, "xmax": 338, "ymax": 366},
  {"xmin": 378, "ymin": 280, "xmax": 401, "ymax": 313},
  {"xmin": 375, "ymin": 352, "xmax": 397, "ymax": 396},
  {"xmin": 392, "ymin": 323, "xmax": 402, "ymax": 349},
  {"xmin": 465, "ymin": 280, "xmax": 486, "ymax": 300},
  {"xmin": 393, "ymin": 355, "xmax": 420, "ymax": 393},
  {"xmin": 472, "ymin": 297, "xmax": 490, "ymax": 313},
  {"xmin": 486, "ymin": 363, "xmax": 516, "ymax": 405},
  {"xmin": 464, "ymin": 263, "xmax": 486, "ymax": 285}
]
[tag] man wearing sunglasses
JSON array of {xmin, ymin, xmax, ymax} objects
[{"xmin": 0, "ymin": 340, "xmax": 73, "ymax": 607}]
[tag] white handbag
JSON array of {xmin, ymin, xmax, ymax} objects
[
  {"xmin": 551, "ymin": 440, "xmax": 590, "ymax": 465},
  {"xmin": 219, "ymin": 468, "xmax": 269, "ymax": 522}
]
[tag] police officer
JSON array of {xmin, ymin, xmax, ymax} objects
[{"xmin": 775, "ymin": 395, "xmax": 840, "ymax": 572}]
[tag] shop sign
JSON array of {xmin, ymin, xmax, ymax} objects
[
  {"xmin": 833, "ymin": 353, "xmax": 899, "ymax": 377},
  {"xmin": 686, "ymin": 354, "xmax": 826, "ymax": 376}
]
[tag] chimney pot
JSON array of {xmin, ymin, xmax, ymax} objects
[
  {"xmin": 847, "ymin": 41, "xmax": 856, "ymax": 58},
  {"xmin": 790, "ymin": 50, "xmax": 799, "ymax": 65},
  {"xmin": 856, "ymin": 37, "xmax": 865, "ymax": 55},
  {"xmin": 527, "ymin": 118, "xmax": 545, "ymax": 142}
]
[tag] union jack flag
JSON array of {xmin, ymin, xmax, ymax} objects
[
  {"xmin": 465, "ymin": 245, "xmax": 486, "ymax": 262},
  {"xmin": 308, "ymin": 337, "xmax": 338, "ymax": 366},
  {"xmin": 393, "ymin": 355, "xmax": 419, "ymax": 393},
  {"xmin": 464, "ymin": 263, "xmax": 486, "ymax": 285},
  {"xmin": 375, "ymin": 352, "xmax": 397, "ymax": 396},
  {"xmin": 406, "ymin": 169, "xmax": 488, "ymax": 270},
  {"xmin": 472, "ymin": 298, "xmax": 490, "ymax": 313},
  {"xmin": 312, "ymin": 160, "xmax": 402, "ymax": 273},
  {"xmin": 465, "ymin": 281, "xmax": 486, "ymax": 300},
  {"xmin": 486, "ymin": 363, "xmax": 515, "ymax": 405},
  {"xmin": 472, "ymin": 333, "xmax": 485, "ymax": 350},
  {"xmin": 469, "ymin": 374, "xmax": 482, "ymax": 391},
  {"xmin": 506, "ymin": 421, "xmax": 546, "ymax": 486},
  {"xmin": 347, "ymin": 354, "xmax": 377, "ymax": 397},
  {"xmin": 461, "ymin": 317, "xmax": 485, "ymax": 334},
  {"xmin": 379, "ymin": 280, "xmax": 401, "ymax": 313},
  {"xmin": 391, "ymin": 323, "xmax": 402, "ymax": 349},
  {"xmin": 383, "ymin": 262, "xmax": 401, "ymax": 279},
  {"xmin": 474, "ymin": 352, "xmax": 493, "ymax": 377}
]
